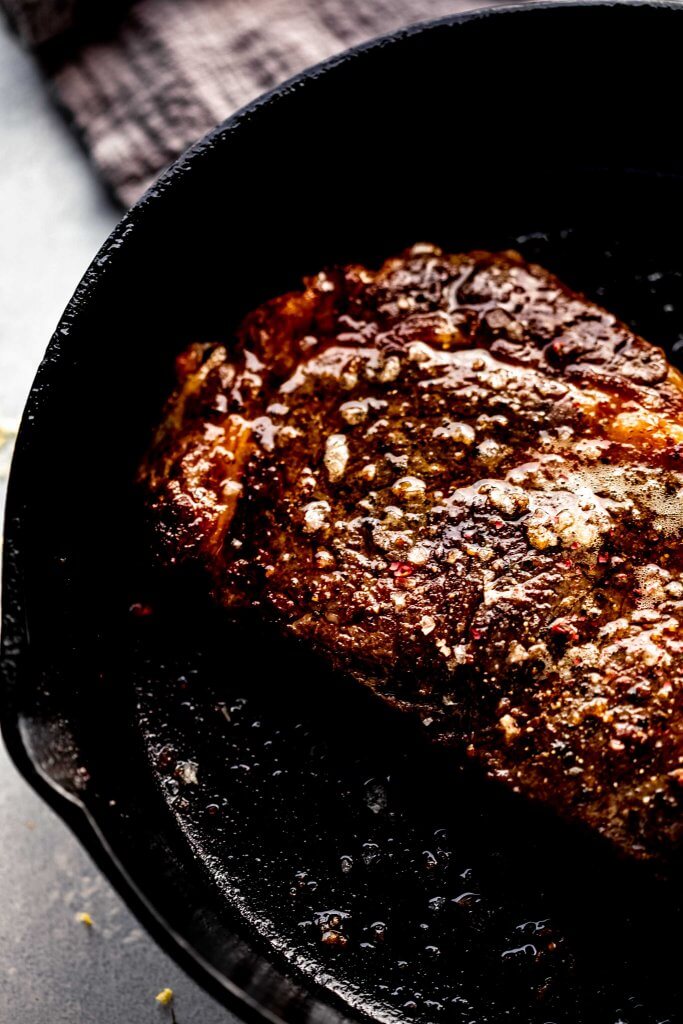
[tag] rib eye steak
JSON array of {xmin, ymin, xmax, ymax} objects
[{"xmin": 143, "ymin": 244, "xmax": 683, "ymax": 862}]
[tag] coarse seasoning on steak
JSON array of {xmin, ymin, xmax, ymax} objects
[{"xmin": 142, "ymin": 244, "xmax": 683, "ymax": 862}]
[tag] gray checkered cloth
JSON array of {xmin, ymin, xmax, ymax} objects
[{"xmin": 1, "ymin": 0, "xmax": 504, "ymax": 207}]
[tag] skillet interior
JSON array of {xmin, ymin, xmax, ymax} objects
[{"xmin": 3, "ymin": 5, "xmax": 683, "ymax": 1023}]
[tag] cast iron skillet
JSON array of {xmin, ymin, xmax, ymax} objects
[{"xmin": 4, "ymin": 4, "xmax": 683, "ymax": 1022}]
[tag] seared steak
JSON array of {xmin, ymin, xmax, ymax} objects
[{"xmin": 143, "ymin": 244, "xmax": 683, "ymax": 861}]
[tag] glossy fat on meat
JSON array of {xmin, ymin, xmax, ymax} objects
[{"xmin": 143, "ymin": 244, "xmax": 683, "ymax": 861}]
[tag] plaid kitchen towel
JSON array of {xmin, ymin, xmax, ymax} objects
[{"xmin": 1, "ymin": 0, "xmax": 504, "ymax": 207}]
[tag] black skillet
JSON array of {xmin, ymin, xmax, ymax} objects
[{"xmin": 3, "ymin": 4, "xmax": 683, "ymax": 1022}]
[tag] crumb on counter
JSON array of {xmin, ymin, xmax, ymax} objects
[
  {"xmin": 76, "ymin": 911, "xmax": 93, "ymax": 927},
  {"xmin": 155, "ymin": 988, "xmax": 174, "ymax": 1006}
]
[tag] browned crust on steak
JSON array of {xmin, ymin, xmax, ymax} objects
[{"xmin": 142, "ymin": 244, "xmax": 683, "ymax": 861}]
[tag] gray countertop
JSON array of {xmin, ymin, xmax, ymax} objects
[{"xmin": 0, "ymin": 19, "xmax": 231, "ymax": 1024}]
